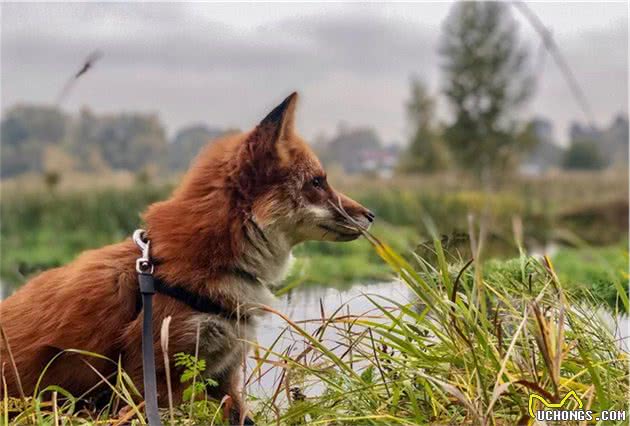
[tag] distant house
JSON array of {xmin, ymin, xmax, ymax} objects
[
  {"xmin": 520, "ymin": 118, "xmax": 564, "ymax": 175},
  {"xmin": 569, "ymin": 114, "xmax": 629, "ymax": 168},
  {"xmin": 602, "ymin": 115, "xmax": 629, "ymax": 167},
  {"xmin": 319, "ymin": 126, "xmax": 400, "ymax": 177},
  {"xmin": 357, "ymin": 146, "xmax": 400, "ymax": 178}
]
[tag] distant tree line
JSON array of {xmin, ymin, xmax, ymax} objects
[
  {"xmin": 0, "ymin": 105, "xmax": 230, "ymax": 179},
  {"xmin": 1, "ymin": 105, "xmax": 166, "ymax": 178}
]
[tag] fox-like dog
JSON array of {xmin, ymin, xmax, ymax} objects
[{"xmin": 0, "ymin": 93, "xmax": 374, "ymax": 423}]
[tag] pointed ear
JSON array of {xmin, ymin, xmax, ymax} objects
[{"xmin": 259, "ymin": 92, "xmax": 298, "ymax": 142}]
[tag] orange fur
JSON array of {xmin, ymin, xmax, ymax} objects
[{"xmin": 0, "ymin": 93, "xmax": 373, "ymax": 421}]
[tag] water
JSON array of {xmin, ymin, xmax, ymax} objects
[
  {"xmin": 257, "ymin": 280, "xmax": 414, "ymax": 354},
  {"xmin": 593, "ymin": 306, "xmax": 630, "ymax": 351},
  {"xmin": 246, "ymin": 279, "xmax": 630, "ymax": 398},
  {"xmin": 257, "ymin": 280, "xmax": 630, "ymax": 351},
  {"xmin": 247, "ymin": 280, "xmax": 412, "ymax": 397},
  {"xmin": 262, "ymin": 280, "xmax": 412, "ymax": 336}
]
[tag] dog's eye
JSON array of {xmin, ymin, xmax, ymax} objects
[{"xmin": 311, "ymin": 176, "xmax": 325, "ymax": 189}]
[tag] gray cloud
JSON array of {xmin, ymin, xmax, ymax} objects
[{"xmin": 1, "ymin": 2, "xmax": 627, "ymax": 144}]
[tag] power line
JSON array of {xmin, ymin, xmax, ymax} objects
[{"xmin": 512, "ymin": 1, "xmax": 596, "ymax": 127}]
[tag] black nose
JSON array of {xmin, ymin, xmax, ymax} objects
[{"xmin": 365, "ymin": 210, "xmax": 375, "ymax": 223}]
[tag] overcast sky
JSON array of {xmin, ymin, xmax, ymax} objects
[{"xmin": 1, "ymin": 2, "xmax": 627, "ymax": 145}]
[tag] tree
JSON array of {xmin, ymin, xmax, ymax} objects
[
  {"xmin": 0, "ymin": 104, "xmax": 170, "ymax": 177},
  {"xmin": 399, "ymin": 78, "xmax": 450, "ymax": 173},
  {"xmin": 0, "ymin": 105, "xmax": 69, "ymax": 177},
  {"xmin": 1, "ymin": 105, "xmax": 67, "ymax": 145},
  {"xmin": 440, "ymin": 1, "xmax": 533, "ymax": 180},
  {"xmin": 168, "ymin": 125, "xmax": 226, "ymax": 171},
  {"xmin": 564, "ymin": 140, "xmax": 605, "ymax": 170},
  {"xmin": 73, "ymin": 109, "xmax": 168, "ymax": 172}
]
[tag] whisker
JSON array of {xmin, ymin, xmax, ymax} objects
[
  {"xmin": 326, "ymin": 198, "xmax": 382, "ymax": 246},
  {"xmin": 327, "ymin": 199, "xmax": 364, "ymax": 231}
]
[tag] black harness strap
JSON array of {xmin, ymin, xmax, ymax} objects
[
  {"xmin": 151, "ymin": 277, "xmax": 252, "ymax": 322},
  {"xmin": 133, "ymin": 230, "xmax": 162, "ymax": 426},
  {"xmin": 139, "ymin": 273, "xmax": 161, "ymax": 426}
]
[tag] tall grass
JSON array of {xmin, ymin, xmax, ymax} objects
[
  {"xmin": 1, "ymin": 184, "xmax": 168, "ymax": 286},
  {"xmin": 3, "ymin": 227, "xmax": 627, "ymax": 425},
  {"xmin": 249, "ymin": 232, "xmax": 629, "ymax": 425}
]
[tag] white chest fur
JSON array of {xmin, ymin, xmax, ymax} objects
[
  {"xmin": 185, "ymin": 226, "xmax": 294, "ymax": 377},
  {"xmin": 186, "ymin": 313, "xmax": 259, "ymax": 378},
  {"xmin": 185, "ymin": 273, "xmax": 277, "ymax": 378},
  {"xmin": 239, "ymin": 219, "xmax": 296, "ymax": 287}
]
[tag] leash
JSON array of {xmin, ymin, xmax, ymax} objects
[{"xmin": 133, "ymin": 229, "xmax": 163, "ymax": 426}]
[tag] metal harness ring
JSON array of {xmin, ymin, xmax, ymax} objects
[{"xmin": 133, "ymin": 229, "xmax": 154, "ymax": 274}]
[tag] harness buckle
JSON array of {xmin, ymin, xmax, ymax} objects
[{"xmin": 133, "ymin": 229, "xmax": 154, "ymax": 274}]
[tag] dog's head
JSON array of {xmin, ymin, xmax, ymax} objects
[
  {"xmin": 150, "ymin": 92, "xmax": 375, "ymax": 267},
  {"xmin": 144, "ymin": 94, "xmax": 376, "ymax": 291},
  {"xmin": 233, "ymin": 92, "xmax": 374, "ymax": 244}
]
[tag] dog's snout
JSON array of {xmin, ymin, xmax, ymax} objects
[{"xmin": 333, "ymin": 190, "xmax": 375, "ymax": 225}]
